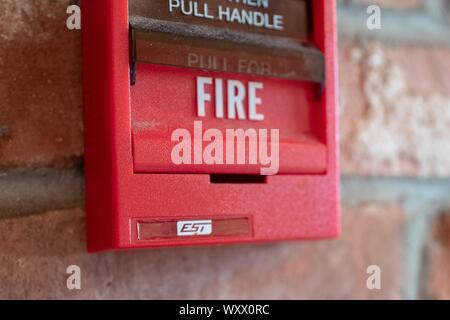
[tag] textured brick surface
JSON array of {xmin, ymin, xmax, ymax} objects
[
  {"xmin": 340, "ymin": 40, "xmax": 450, "ymax": 177},
  {"xmin": 340, "ymin": 0, "xmax": 424, "ymax": 10},
  {"xmin": 0, "ymin": 206, "xmax": 405, "ymax": 299},
  {"xmin": 426, "ymin": 214, "xmax": 450, "ymax": 300},
  {"xmin": 0, "ymin": 0, "xmax": 83, "ymax": 169}
]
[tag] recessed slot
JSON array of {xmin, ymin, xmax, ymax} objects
[
  {"xmin": 136, "ymin": 217, "xmax": 252, "ymax": 240},
  {"xmin": 210, "ymin": 174, "xmax": 267, "ymax": 184}
]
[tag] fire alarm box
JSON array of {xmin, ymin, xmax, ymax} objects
[{"xmin": 82, "ymin": 0, "xmax": 339, "ymax": 252}]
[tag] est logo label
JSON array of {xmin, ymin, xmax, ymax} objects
[{"xmin": 177, "ymin": 220, "xmax": 213, "ymax": 236}]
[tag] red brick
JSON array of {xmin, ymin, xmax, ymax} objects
[
  {"xmin": 426, "ymin": 214, "xmax": 450, "ymax": 300},
  {"xmin": 340, "ymin": 41, "xmax": 450, "ymax": 177},
  {"xmin": 0, "ymin": 0, "xmax": 82, "ymax": 169},
  {"xmin": 0, "ymin": 205, "xmax": 405, "ymax": 299}
]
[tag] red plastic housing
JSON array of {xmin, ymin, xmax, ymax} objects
[{"xmin": 82, "ymin": 0, "xmax": 340, "ymax": 252}]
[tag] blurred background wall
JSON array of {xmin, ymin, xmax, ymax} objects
[{"xmin": 0, "ymin": 0, "xmax": 449, "ymax": 299}]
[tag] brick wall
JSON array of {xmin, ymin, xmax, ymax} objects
[{"xmin": 0, "ymin": 0, "xmax": 449, "ymax": 299}]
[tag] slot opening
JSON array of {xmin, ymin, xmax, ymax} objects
[{"xmin": 210, "ymin": 175, "xmax": 267, "ymax": 184}]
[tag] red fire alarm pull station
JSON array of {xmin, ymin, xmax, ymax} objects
[{"xmin": 82, "ymin": 0, "xmax": 340, "ymax": 252}]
